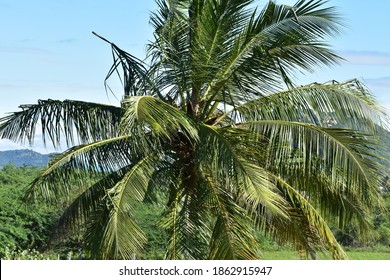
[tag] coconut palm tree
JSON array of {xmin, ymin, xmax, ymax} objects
[{"xmin": 0, "ymin": 0, "xmax": 388, "ymax": 260}]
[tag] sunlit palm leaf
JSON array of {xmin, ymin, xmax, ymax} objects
[
  {"xmin": 121, "ymin": 96, "xmax": 199, "ymax": 141},
  {"xmin": 201, "ymin": 0, "xmax": 343, "ymax": 112},
  {"xmin": 235, "ymin": 79, "xmax": 387, "ymax": 132}
]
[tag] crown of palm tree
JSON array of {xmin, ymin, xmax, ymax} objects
[{"xmin": 1, "ymin": 0, "xmax": 388, "ymax": 260}]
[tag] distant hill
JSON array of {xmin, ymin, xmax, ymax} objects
[{"xmin": 0, "ymin": 149, "xmax": 54, "ymax": 167}]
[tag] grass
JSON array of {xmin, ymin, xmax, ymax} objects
[
  {"xmin": 345, "ymin": 247, "xmax": 390, "ymax": 260},
  {"xmin": 261, "ymin": 247, "xmax": 390, "ymax": 260}
]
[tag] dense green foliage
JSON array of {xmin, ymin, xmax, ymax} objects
[
  {"xmin": 0, "ymin": 164, "xmax": 389, "ymax": 259},
  {"xmin": 0, "ymin": 164, "xmax": 58, "ymax": 258}
]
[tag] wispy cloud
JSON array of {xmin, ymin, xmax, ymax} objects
[
  {"xmin": 0, "ymin": 139, "xmax": 29, "ymax": 152},
  {"xmin": 56, "ymin": 38, "xmax": 77, "ymax": 44},
  {"xmin": 0, "ymin": 3, "xmax": 11, "ymax": 8},
  {"xmin": 364, "ymin": 77, "xmax": 390, "ymax": 115},
  {"xmin": 0, "ymin": 46, "xmax": 54, "ymax": 55},
  {"xmin": 338, "ymin": 50, "xmax": 390, "ymax": 66},
  {"xmin": 366, "ymin": 76, "xmax": 390, "ymax": 85},
  {"xmin": 365, "ymin": 77, "xmax": 390, "ymax": 97},
  {"xmin": 0, "ymin": 128, "xmax": 65, "ymax": 153}
]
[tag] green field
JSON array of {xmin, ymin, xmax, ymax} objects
[{"xmin": 262, "ymin": 249, "xmax": 390, "ymax": 260}]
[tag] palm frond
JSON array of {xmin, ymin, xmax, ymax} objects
[
  {"xmin": 93, "ymin": 32, "xmax": 155, "ymax": 98},
  {"xmin": 274, "ymin": 177, "xmax": 348, "ymax": 259},
  {"xmin": 4, "ymin": 0, "xmax": 387, "ymax": 261},
  {"xmin": 148, "ymin": 0, "xmax": 192, "ymax": 108},
  {"xmin": 198, "ymin": 124, "xmax": 287, "ymax": 218},
  {"xmin": 245, "ymin": 120, "xmax": 385, "ymax": 207},
  {"xmin": 0, "ymin": 99, "xmax": 122, "ymax": 148},
  {"xmin": 23, "ymin": 135, "xmax": 148, "ymax": 203},
  {"xmin": 201, "ymin": 0, "xmax": 343, "ymax": 113},
  {"xmin": 120, "ymin": 95, "xmax": 198, "ymax": 141},
  {"xmin": 235, "ymin": 79, "xmax": 388, "ymax": 133},
  {"xmin": 157, "ymin": 152, "xmax": 211, "ymax": 260},
  {"xmin": 57, "ymin": 166, "xmax": 132, "ymax": 232},
  {"xmin": 203, "ymin": 171, "xmax": 260, "ymax": 260},
  {"xmin": 159, "ymin": 185, "xmax": 211, "ymax": 260},
  {"xmin": 93, "ymin": 153, "xmax": 161, "ymax": 259}
]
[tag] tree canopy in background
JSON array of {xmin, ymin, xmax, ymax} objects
[
  {"xmin": 0, "ymin": 0, "xmax": 388, "ymax": 260},
  {"xmin": 0, "ymin": 165, "xmax": 58, "ymax": 258}
]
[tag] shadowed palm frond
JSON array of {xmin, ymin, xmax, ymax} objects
[
  {"xmin": 96, "ymin": 153, "xmax": 160, "ymax": 259},
  {"xmin": 0, "ymin": 99, "xmax": 122, "ymax": 148},
  {"xmin": 92, "ymin": 32, "xmax": 155, "ymax": 98},
  {"xmin": 198, "ymin": 124, "xmax": 288, "ymax": 218},
  {"xmin": 23, "ymin": 135, "xmax": 148, "ymax": 203},
  {"xmin": 245, "ymin": 120, "xmax": 384, "ymax": 198},
  {"xmin": 57, "ymin": 166, "xmax": 132, "ymax": 232},
  {"xmin": 269, "ymin": 176, "xmax": 349, "ymax": 260}
]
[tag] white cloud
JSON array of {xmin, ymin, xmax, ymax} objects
[
  {"xmin": 0, "ymin": 46, "xmax": 54, "ymax": 55},
  {"xmin": 56, "ymin": 38, "xmax": 78, "ymax": 44},
  {"xmin": 364, "ymin": 77, "xmax": 390, "ymax": 116},
  {"xmin": 383, "ymin": 102, "xmax": 390, "ymax": 113},
  {"xmin": 0, "ymin": 138, "xmax": 63, "ymax": 154},
  {"xmin": 338, "ymin": 50, "xmax": 390, "ymax": 66},
  {"xmin": 365, "ymin": 77, "xmax": 390, "ymax": 99},
  {"xmin": 366, "ymin": 76, "xmax": 390, "ymax": 87},
  {"xmin": 0, "ymin": 139, "xmax": 28, "ymax": 151}
]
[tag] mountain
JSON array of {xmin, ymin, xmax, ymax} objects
[{"xmin": 0, "ymin": 149, "xmax": 54, "ymax": 167}]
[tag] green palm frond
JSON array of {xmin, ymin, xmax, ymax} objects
[
  {"xmin": 92, "ymin": 32, "xmax": 154, "ymax": 98},
  {"xmin": 58, "ymin": 167, "xmax": 131, "ymax": 232},
  {"xmin": 203, "ymin": 170, "xmax": 260, "ymax": 260},
  {"xmin": 88, "ymin": 202, "xmax": 145, "ymax": 260},
  {"xmin": 148, "ymin": 0, "xmax": 193, "ymax": 108},
  {"xmin": 159, "ymin": 185, "xmax": 211, "ymax": 260},
  {"xmin": 0, "ymin": 99, "xmax": 122, "ymax": 148},
  {"xmin": 121, "ymin": 95, "xmax": 199, "ymax": 141},
  {"xmin": 92, "ymin": 153, "xmax": 161, "ymax": 259},
  {"xmin": 235, "ymin": 79, "xmax": 387, "ymax": 132},
  {"xmin": 198, "ymin": 124, "xmax": 287, "ymax": 218},
  {"xmin": 200, "ymin": 0, "xmax": 343, "ymax": 111},
  {"xmin": 274, "ymin": 177, "xmax": 348, "ymax": 260},
  {"xmin": 153, "ymin": 149, "xmax": 212, "ymax": 260},
  {"xmin": 246, "ymin": 120, "xmax": 384, "ymax": 199},
  {"xmin": 23, "ymin": 136, "xmax": 145, "ymax": 203}
]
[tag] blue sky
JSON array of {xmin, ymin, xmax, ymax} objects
[{"xmin": 0, "ymin": 0, "xmax": 389, "ymax": 153}]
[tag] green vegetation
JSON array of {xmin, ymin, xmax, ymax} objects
[
  {"xmin": 262, "ymin": 249, "xmax": 390, "ymax": 260},
  {"xmin": 0, "ymin": 164, "xmax": 58, "ymax": 258},
  {"xmin": 1, "ymin": 0, "xmax": 389, "ymax": 260},
  {"xmin": 1, "ymin": 164, "xmax": 389, "ymax": 260}
]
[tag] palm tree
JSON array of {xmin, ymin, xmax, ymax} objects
[{"xmin": 0, "ymin": 0, "xmax": 388, "ymax": 260}]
